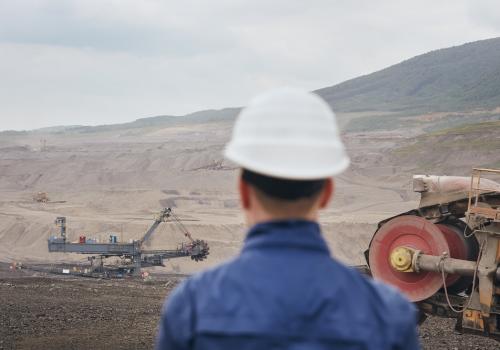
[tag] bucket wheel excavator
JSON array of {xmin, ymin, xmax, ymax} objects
[
  {"xmin": 366, "ymin": 168, "xmax": 500, "ymax": 341},
  {"xmin": 140, "ymin": 207, "xmax": 210, "ymax": 266},
  {"xmin": 48, "ymin": 207, "xmax": 209, "ymax": 276}
]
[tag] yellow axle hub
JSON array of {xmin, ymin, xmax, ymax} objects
[{"xmin": 389, "ymin": 247, "xmax": 414, "ymax": 272}]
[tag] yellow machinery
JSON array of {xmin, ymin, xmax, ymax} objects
[{"xmin": 33, "ymin": 192, "xmax": 49, "ymax": 203}]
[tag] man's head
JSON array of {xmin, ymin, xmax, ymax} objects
[
  {"xmin": 224, "ymin": 87, "xmax": 349, "ymax": 225},
  {"xmin": 238, "ymin": 169, "xmax": 334, "ymax": 225}
]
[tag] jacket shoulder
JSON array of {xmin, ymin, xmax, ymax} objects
[
  {"xmin": 366, "ymin": 277, "xmax": 416, "ymax": 318},
  {"xmin": 328, "ymin": 263, "xmax": 418, "ymax": 338}
]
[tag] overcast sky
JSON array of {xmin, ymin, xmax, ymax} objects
[{"xmin": 1, "ymin": 0, "xmax": 500, "ymax": 131}]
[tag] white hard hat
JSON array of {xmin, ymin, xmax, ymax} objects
[{"xmin": 224, "ymin": 87, "xmax": 350, "ymax": 180}]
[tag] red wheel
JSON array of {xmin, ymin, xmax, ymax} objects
[
  {"xmin": 436, "ymin": 221, "xmax": 478, "ymax": 293},
  {"xmin": 436, "ymin": 223, "xmax": 467, "ymax": 288},
  {"xmin": 368, "ymin": 215, "xmax": 449, "ymax": 302}
]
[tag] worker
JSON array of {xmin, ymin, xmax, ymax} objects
[{"xmin": 156, "ymin": 87, "xmax": 419, "ymax": 349}]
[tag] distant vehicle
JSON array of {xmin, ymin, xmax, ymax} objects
[{"xmin": 33, "ymin": 192, "xmax": 49, "ymax": 203}]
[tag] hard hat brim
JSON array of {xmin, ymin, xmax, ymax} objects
[{"xmin": 224, "ymin": 142, "xmax": 350, "ymax": 180}]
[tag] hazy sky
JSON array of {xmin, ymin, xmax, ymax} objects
[{"xmin": 1, "ymin": 0, "xmax": 500, "ymax": 131}]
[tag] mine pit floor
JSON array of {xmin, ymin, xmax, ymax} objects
[{"xmin": 0, "ymin": 263, "xmax": 498, "ymax": 350}]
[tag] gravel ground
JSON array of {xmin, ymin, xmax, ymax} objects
[
  {"xmin": 419, "ymin": 316, "xmax": 499, "ymax": 350},
  {"xmin": 1, "ymin": 265, "xmax": 499, "ymax": 350},
  {"xmin": 0, "ymin": 265, "xmax": 173, "ymax": 350}
]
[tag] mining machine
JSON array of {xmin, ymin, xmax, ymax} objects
[
  {"xmin": 365, "ymin": 168, "xmax": 500, "ymax": 341},
  {"xmin": 33, "ymin": 192, "xmax": 49, "ymax": 203},
  {"xmin": 48, "ymin": 208, "xmax": 209, "ymax": 276}
]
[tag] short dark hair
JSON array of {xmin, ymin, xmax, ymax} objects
[{"xmin": 241, "ymin": 169, "xmax": 326, "ymax": 200}]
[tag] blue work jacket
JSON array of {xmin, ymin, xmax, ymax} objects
[{"xmin": 156, "ymin": 220, "xmax": 420, "ymax": 350}]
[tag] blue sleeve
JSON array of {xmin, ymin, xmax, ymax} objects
[
  {"xmin": 370, "ymin": 280, "xmax": 421, "ymax": 350},
  {"xmin": 155, "ymin": 280, "xmax": 194, "ymax": 350},
  {"xmin": 396, "ymin": 316, "xmax": 420, "ymax": 350},
  {"xmin": 395, "ymin": 301, "xmax": 420, "ymax": 350}
]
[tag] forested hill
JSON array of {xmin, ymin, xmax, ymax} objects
[{"xmin": 316, "ymin": 37, "xmax": 500, "ymax": 114}]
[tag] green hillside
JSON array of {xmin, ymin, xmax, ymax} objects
[
  {"xmin": 316, "ymin": 37, "xmax": 500, "ymax": 114},
  {"xmin": 391, "ymin": 120, "xmax": 500, "ymax": 173},
  {"xmin": 8, "ymin": 108, "xmax": 241, "ymax": 135}
]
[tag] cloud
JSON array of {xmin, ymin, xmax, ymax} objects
[
  {"xmin": 0, "ymin": 1, "xmax": 236, "ymax": 56},
  {"xmin": 468, "ymin": 0, "xmax": 500, "ymax": 32},
  {"xmin": 0, "ymin": 0, "xmax": 499, "ymax": 130}
]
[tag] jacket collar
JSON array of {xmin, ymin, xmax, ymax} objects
[{"xmin": 242, "ymin": 220, "xmax": 330, "ymax": 255}]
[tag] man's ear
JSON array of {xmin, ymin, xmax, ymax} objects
[
  {"xmin": 319, "ymin": 178, "xmax": 334, "ymax": 209},
  {"xmin": 239, "ymin": 176, "xmax": 251, "ymax": 209}
]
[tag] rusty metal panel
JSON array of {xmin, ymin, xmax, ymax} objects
[{"xmin": 462, "ymin": 309, "xmax": 485, "ymax": 332}]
